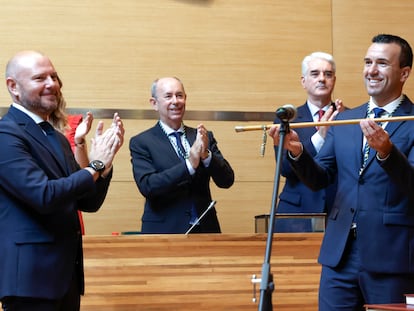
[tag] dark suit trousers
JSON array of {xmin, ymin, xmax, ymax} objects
[
  {"xmin": 319, "ymin": 231, "xmax": 414, "ymax": 311},
  {"xmin": 1, "ymin": 273, "xmax": 80, "ymax": 311}
]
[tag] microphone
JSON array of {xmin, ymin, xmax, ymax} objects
[
  {"xmin": 276, "ymin": 104, "xmax": 297, "ymax": 122},
  {"xmin": 185, "ymin": 200, "xmax": 216, "ymax": 235}
]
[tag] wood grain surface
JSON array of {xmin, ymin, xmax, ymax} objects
[{"xmin": 81, "ymin": 233, "xmax": 323, "ymax": 310}]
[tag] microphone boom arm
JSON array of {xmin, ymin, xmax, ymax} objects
[{"xmin": 185, "ymin": 201, "xmax": 216, "ymax": 235}]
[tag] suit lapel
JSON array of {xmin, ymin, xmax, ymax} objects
[
  {"xmin": 295, "ymin": 103, "xmax": 314, "ymax": 124},
  {"xmin": 154, "ymin": 123, "xmax": 197, "ymax": 155},
  {"xmin": 154, "ymin": 123, "xmax": 190, "ymax": 162},
  {"xmin": 185, "ymin": 127, "xmax": 196, "ymax": 146},
  {"xmin": 28, "ymin": 121, "xmax": 70, "ymax": 173},
  {"xmin": 363, "ymin": 96, "xmax": 412, "ymax": 171},
  {"xmin": 383, "ymin": 96, "xmax": 412, "ymax": 137},
  {"xmin": 7, "ymin": 106, "xmax": 68, "ymax": 173},
  {"xmin": 337, "ymin": 104, "xmax": 367, "ymax": 171}
]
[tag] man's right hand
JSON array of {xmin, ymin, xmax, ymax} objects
[
  {"xmin": 268, "ymin": 125, "xmax": 303, "ymax": 158},
  {"xmin": 88, "ymin": 113, "xmax": 124, "ymax": 178}
]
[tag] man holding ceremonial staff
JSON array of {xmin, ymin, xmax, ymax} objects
[{"xmin": 270, "ymin": 34, "xmax": 414, "ymax": 310}]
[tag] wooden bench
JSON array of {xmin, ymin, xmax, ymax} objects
[{"xmin": 81, "ymin": 233, "xmax": 323, "ymax": 310}]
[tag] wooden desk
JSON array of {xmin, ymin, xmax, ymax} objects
[{"xmin": 81, "ymin": 233, "xmax": 322, "ymax": 311}]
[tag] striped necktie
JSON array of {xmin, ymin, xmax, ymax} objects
[
  {"xmin": 169, "ymin": 131, "xmax": 198, "ymax": 226},
  {"xmin": 170, "ymin": 131, "xmax": 186, "ymax": 159},
  {"xmin": 360, "ymin": 108, "xmax": 386, "ymax": 173},
  {"xmin": 372, "ymin": 108, "xmax": 386, "ymax": 124}
]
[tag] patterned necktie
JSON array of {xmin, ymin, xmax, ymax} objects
[
  {"xmin": 360, "ymin": 108, "xmax": 386, "ymax": 173},
  {"xmin": 372, "ymin": 108, "xmax": 386, "ymax": 123},
  {"xmin": 170, "ymin": 131, "xmax": 187, "ymax": 159},
  {"xmin": 169, "ymin": 131, "xmax": 198, "ymax": 225}
]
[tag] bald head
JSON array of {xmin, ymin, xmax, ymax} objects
[
  {"xmin": 5, "ymin": 50, "xmax": 60, "ymax": 119},
  {"xmin": 6, "ymin": 50, "xmax": 48, "ymax": 79},
  {"xmin": 151, "ymin": 77, "xmax": 185, "ymax": 99}
]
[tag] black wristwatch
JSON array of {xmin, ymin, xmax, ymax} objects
[{"xmin": 88, "ymin": 160, "xmax": 105, "ymax": 175}]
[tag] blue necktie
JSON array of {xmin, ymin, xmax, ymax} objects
[
  {"xmin": 360, "ymin": 108, "xmax": 386, "ymax": 173},
  {"xmin": 372, "ymin": 108, "xmax": 386, "ymax": 122},
  {"xmin": 39, "ymin": 121, "xmax": 64, "ymax": 161},
  {"xmin": 170, "ymin": 132, "xmax": 187, "ymax": 159},
  {"xmin": 170, "ymin": 131, "xmax": 198, "ymax": 225}
]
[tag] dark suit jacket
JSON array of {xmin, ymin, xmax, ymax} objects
[
  {"xmin": 273, "ymin": 103, "xmax": 337, "ymax": 232},
  {"xmin": 0, "ymin": 106, "xmax": 112, "ymax": 300},
  {"xmin": 129, "ymin": 122, "xmax": 234, "ymax": 234},
  {"xmin": 289, "ymin": 96, "xmax": 414, "ymax": 273}
]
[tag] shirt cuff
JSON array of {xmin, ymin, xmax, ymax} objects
[
  {"xmin": 201, "ymin": 150, "xmax": 212, "ymax": 167},
  {"xmin": 186, "ymin": 159, "xmax": 196, "ymax": 175},
  {"xmin": 376, "ymin": 152, "xmax": 390, "ymax": 162},
  {"xmin": 288, "ymin": 143, "xmax": 304, "ymax": 161}
]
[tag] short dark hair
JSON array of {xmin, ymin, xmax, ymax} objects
[{"xmin": 372, "ymin": 34, "xmax": 413, "ymax": 68}]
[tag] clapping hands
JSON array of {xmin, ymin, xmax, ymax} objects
[
  {"xmin": 188, "ymin": 123, "xmax": 209, "ymax": 168},
  {"xmin": 89, "ymin": 112, "xmax": 125, "ymax": 175}
]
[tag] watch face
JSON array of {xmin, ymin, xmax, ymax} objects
[{"xmin": 90, "ymin": 160, "xmax": 105, "ymax": 171}]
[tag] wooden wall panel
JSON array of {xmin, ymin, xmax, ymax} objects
[
  {"xmin": 2, "ymin": 1, "xmax": 414, "ymax": 234},
  {"xmin": 0, "ymin": 0, "xmax": 332, "ymax": 112},
  {"xmin": 331, "ymin": 1, "xmax": 414, "ymax": 107},
  {"xmin": 0, "ymin": 0, "xmax": 332, "ymax": 234}
]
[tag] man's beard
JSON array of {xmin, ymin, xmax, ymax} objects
[{"xmin": 22, "ymin": 96, "xmax": 58, "ymax": 115}]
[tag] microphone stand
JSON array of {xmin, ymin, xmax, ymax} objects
[{"xmin": 258, "ymin": 119, "xmax": 290, "ymax": 311}]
